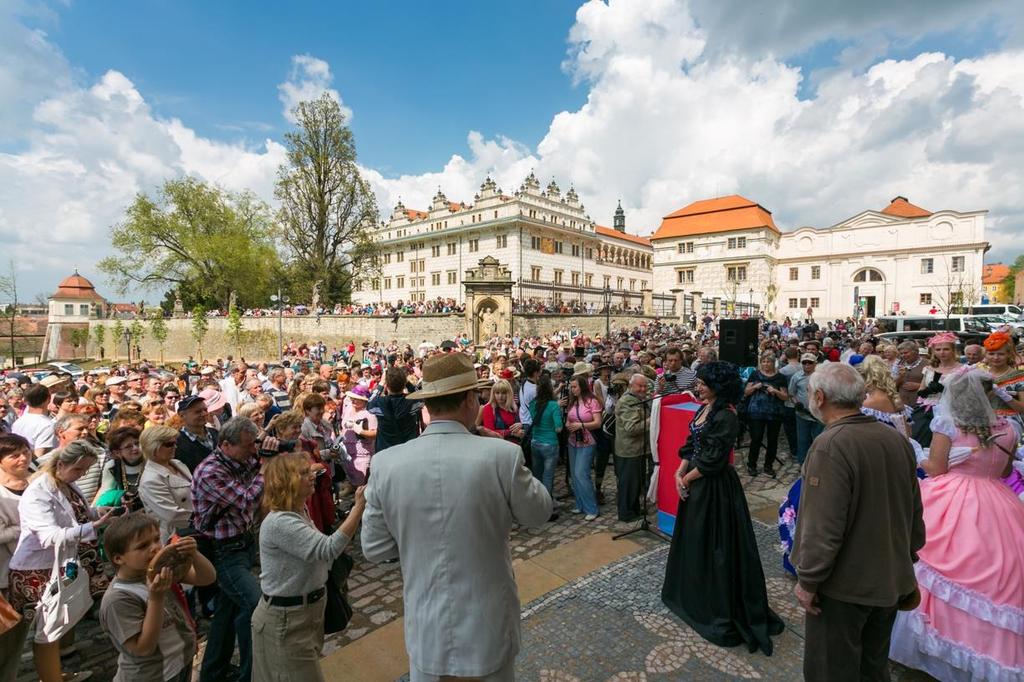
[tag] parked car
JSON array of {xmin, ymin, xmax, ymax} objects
[
  {"xmin": 47, "ymin": 361, "xmax": 85, "ymax": 378},
  {"xmin": 951, "ymin": 304, "xmax": 1024, "ymax": 320},
  {"xmin": 876, "ymin": 330, "xmax": 989, "ymax": 349}
]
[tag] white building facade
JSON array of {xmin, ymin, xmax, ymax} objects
[
  {"xmin": 652, "ymin": 195, "xmax": 988, "ymax": 320},
  {"xmin": 353, "ymin": 173, "xmax": 655, "ymax": 311}
]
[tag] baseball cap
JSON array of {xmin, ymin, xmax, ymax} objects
[
  {"xmin": 800, "ymin": 353, "xmax": 818, "ymax": 363},
  {"xmin": 177, "ymin": 395, "xmax": 206, "ymax": 412}
]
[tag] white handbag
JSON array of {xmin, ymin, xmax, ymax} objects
[{"xmin": 37, "ymin": 537, "xmax": 93, "ymax": 643}]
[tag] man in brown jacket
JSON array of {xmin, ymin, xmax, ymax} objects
[{"xmin": 791, "ymin": 362, "xmax": 925, "ymax": 682}]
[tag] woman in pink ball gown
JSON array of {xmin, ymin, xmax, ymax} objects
[{"xmin": 889, "ymin": 369, "xmax": 1024, "ymax": 681}]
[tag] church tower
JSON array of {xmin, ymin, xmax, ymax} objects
[{"xmin": 613, "ymin": 200, "xmax": 626, "ymax": 232}]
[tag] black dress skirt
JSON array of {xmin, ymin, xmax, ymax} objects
[{"xmin": 661, "ymin": 405, "xmax": 785, "ymax": 655}]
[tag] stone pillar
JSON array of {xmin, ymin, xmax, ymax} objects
[
  {"xmin": 641, "ymin": 288, "xmax": 653, "ymax": 316},
  {"xmin": 670, "ymin": 288, "xmax": 686, "ymax": 324}
]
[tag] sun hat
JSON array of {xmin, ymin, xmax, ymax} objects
[
  {"xmin": 413, "ymin": 353, "xmax": 492, "ymax": 399},
  {"xmin": 571, "ymin": 362, "xmax": 592, "ymax": 378},
  {"xmin": 345, "ymin": 384, "xmax": 372, "ymax": 402},
  {"xmin": 800, "ymin": 353, "xmax": 818, "ymax": 363},
  {"xmin": 105, "ymin": 376, "xmax": 127, "ymax": 386},
  {"xmin": 198, "ymin": 388, "xmax": 228, "ymax": 413}
]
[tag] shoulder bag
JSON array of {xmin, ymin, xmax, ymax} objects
[{"xmin": 38, "ymin": 532, "xmax": 93, "ymax": 643}]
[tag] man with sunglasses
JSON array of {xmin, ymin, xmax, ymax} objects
[{"xmin": 788, "ymin": 354, "xmax": 824, "ymax": 465}]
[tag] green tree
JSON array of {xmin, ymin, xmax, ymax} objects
[
  {"xmin": 191, "ymin": 306, "xmax": 209, "ymax": 360},
  {"xmin": 91, "ymin": 324, "xmax": 106, "ymax": 360},
  {"xmin": 1004, "ymin": 254, "xmax": 1024, "ymax": 300},
  {"xmin": 276, "ymin": 93, "xmax": 380, "ymax": 305},
  {"xmin": 111, "ymin": 319, "xmax": 125, "ymax": 361},
  {"xmin": 99, "ymin": 177, "xmax": 282, "ymax": 310},
  {"xmin": 149, "ymin": 310, "xmax": 168, "ymax": 364},
  {"xmin": 68, "ymin": 328, "xmax": 89, "ymax": 358},
  {"xmin": 226, "ymin": 304, "xmax": 243, "ymax": 356}
]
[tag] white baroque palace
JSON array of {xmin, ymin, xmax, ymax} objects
[
  {"xmin": 651, "ymin": 195, "xmax": 988, "ymax": 320},
  {"xmin": 352, "ymin": 173, "xmax": 654, "ymax": 309}
]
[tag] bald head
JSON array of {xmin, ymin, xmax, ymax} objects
[
  {"xmin": 964, "ymin": 344, "xmax": 985, "ymax": 365},
  {"xmin": 628, "ymin": 373, "xmax": 649, "ymax": 398}
]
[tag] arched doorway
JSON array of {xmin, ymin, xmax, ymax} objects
[
  {"xmin": 475, "ymin": 297, "xmax": 501, "ymax": 341},
  {"xmin": 851, "ymin": 268, "xmax": 885, "ymax": 317}
]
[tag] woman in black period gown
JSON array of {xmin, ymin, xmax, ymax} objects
[{"xmin": 661, "ymin": 361, "xmax": 784, "ymax": 655}]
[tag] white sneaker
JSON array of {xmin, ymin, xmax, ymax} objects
[
  {"xmin": 570, "ymin": 508, "xmax": 583, "ymax": 514},
  {"xmin": 584, "ymin": 514, "xmax": 598, "ymax": 522}
]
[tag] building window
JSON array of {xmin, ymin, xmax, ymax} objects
[
  {"xmin": 531, "ymin": 236, "xmax": 541, "ymax": 250},
  {"xmin": 79, "ymin": 304, "xmax": 90, "ymax": 316},
  {"xmin": 800, "ymin": 297, "xmax": 808, "ymax": 308},
  {"xmin": 384, "ymin": 278, "xmax": 392, "ymax": 290},
  {"xmin": 677, "ymin": 269, "xmax": 694, "ymax": 284},
  {"xmin": 629, "ymin": 279, "xmax": 636, "ymax": 291},
  {"xmin": 431, "ymin": 272, "xmax": 440, "ymax": 286},
  {"xmin": 811, "ymin": 266, "xmax": 821, "ymax": 280},
  {"xmin": 603, "ymin": 275, "xmax": 611, "ymax": 288},
  {"xmin": 951, "ymin": 256, "xmax": 965, "ymax": 272},
  {"xmin": 677, "ymin": 241, "xmax": 694, "ymax": 254},
  {"xmin": 727, "ymin": 236, "xmax": 747, "ymax": 249},
  {"xmin": 617, "ymin": 277, "xmax": 624, "ymax": 289},
  {"xmin": 788, "ymin": 298, "xmax": 798, "ymax": 308},
  {"xmin": 431, "ymin": 245, "xmax": 441, "ymax": 257},
  {"xmin": 371, "ymin": 279, "xmax": 380, "ymax": 290},
  {"xmin": 468, "ymin": 239, "xmax": 479, "ymax": 253},
  {"xmin": 554, "ymin": 241, "xmax": 564, "ymax": 254},
  {"xmin": 447, "ymin": 271, "xmax": 457, "ymax": 285},
  {"xmin": 447, "ymin": 242, "xmax": 456, "ymax": 256},
  {"xmin": 571, "ymin": 244, "xmax": 580, "ymax": 257},
  {"xmin": 554, "ymin": 270, "xmax": 563, "ymax": 284},
  {"xmin": 396, "ymin": 276, "xmax": 405, "ymax": 289},
  {"xmin": 727, "ymin": 265, "xmax": 747, "ymax": 282},
  {"xmin": 383, "ymin": 253, "xmax": 391, "ymax": 264},
  {"xmin": 531, "ymin": 266, "xmax": 541, "ymax": 281},
  {"xmin": 64, "ymin": 304, "xmax": 74, "ymax": 315},
  {"xmin": 396, "ymin": 252, "xmax": 404, "ymax": 263},
  {"xmin": 571, "ymin": 272, "xmax": 579, "ymax": 286},
  {"xmin": 493, "ymin": 210, "xmax": 498, "ymax": 219},
  {"xmin": 789, "ymin": 267, "xmax": 799, "ymax": 281},
  {"xmin": 810, "ymin": 297, "xmax": 820, "ymax": 308},
  {"xmin": 586, "ymin": 248, "xmax": 593, "ymax": 260},
  {"xmin": 920, "ymin": 293, "xmax": 932, "ymax": 305},
  {"xmin": 920, "ymin": 258, "xmax": 934, "ymax": 274},
  {"xmin": 853, "ymin": 268, "xmax": 883, "ymax": 282},
  {"xmin": 496, "ymin": 234, "xmax": 507, "ymax": 248},
  {"xmin": 585, "ymin": 274, "xmax": 593, "ymax": 287}
]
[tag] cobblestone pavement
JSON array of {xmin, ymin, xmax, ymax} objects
[{"xmin": 15, "ymin": 437, "xmax": 931, "ymax": 680}]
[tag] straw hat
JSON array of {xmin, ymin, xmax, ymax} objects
[
  {"xmin": 571, "ymin": 362, "xmax": 592, "ymax": 378},
  {"xmin": 413, "ymin": 353, "xmax": 492, "ymax": 399}
]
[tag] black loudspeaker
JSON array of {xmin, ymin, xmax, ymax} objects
[{"xmin": 719, "ymin": 318, "xmax": 759, "ymax": 367}]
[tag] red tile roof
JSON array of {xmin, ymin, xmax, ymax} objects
[
  {"xmin": 880, "ymin": 196, "xmax": 931, "ymax": 218},
  {"xmin": 595, "ymin": 225, "xmax": 652, "ymax": 247},
  {"xmin": 983, "ymin": 263, "xmax": 1010, "ymax": 285},
  {"xmin": 51, "ymin": 271, "xmax": 105, "ymax": 300},
  {"xmin": 404, "ymin": 208, "xmax": 428, "ymax": 221},
  {"xmin": 652, "ymin": 195, "xmax": 778, "ymax": 240}
]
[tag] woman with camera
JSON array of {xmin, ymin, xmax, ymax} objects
[
  {"xmin": 742, "ymin": 352, "xmax": 789, "ymax": 477},
  {"xmin": 252, "ymin": 453, "xmax": 365, "ymax": 682},
  {"xmin": 565, "ymin": 375, "xmax": 602, "ymax": 521},
  {"xmin": 94, "ymin": 426, "xmax": 145, "ymax": 509},
  {"xmin": 9, "ymin": 440, "xmax": 116, "ymax": 682},
  {"xmin": 477, "ymin": 379, "xmax": 522, "ymax": 442}
]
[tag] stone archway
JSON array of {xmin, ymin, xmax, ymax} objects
[
  {"xmin": 463, "ymin": 256, "xmax": 513, "ymax": 341},
  {"xmin": 474, "ymin": 298, "xmax": 502, "ymax": 341}
]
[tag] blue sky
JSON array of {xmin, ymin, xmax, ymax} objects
[
  {"xmin": 39, "ymin": 1, "xmax": 586, "ymax": 175},
  {"xmin": 2, "ymin": 0, "xmax": 1023, "ymax": 301}
]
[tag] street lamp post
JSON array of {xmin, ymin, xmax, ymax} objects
[
  {"xmin": 748, "ymin": 287, "xmax": 754, "ymax": 316},
  {"xmin": 123, "ymin": 329, "xmax": 131, "ymax": 366},
  {"xmin": 270, "ymin": 289, "xmax": 290, "ymax": 362},
  {"xmin": 603, "ymin": 286, "xmax": 612, "ymax": 339}
]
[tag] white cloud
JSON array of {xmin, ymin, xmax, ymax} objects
[{"xmin": 277, "ymin": 54, "xmax": 351, "ymax": 125}]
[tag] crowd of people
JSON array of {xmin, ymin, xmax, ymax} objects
[{"xmin": 0, "ymin": 313, "xmax": 1021, "ymax": 681}]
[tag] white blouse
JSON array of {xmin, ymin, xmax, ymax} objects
[{"xmin": 138, "ymin": 459, "xmax": 194, "ymax": 543}]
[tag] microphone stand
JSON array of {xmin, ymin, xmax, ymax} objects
[{"xmin": 613, "ymin": 389, "xmax": 682, "ymax": 544}]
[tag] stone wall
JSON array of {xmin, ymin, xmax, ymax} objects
[{"xmin": 82, "ymin": 312, "xmax": 665, "ymax": 362}]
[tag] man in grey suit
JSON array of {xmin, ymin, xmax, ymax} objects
[{"xmin": 362, "ymin": 352, "xmax": 553, "ymax": 681}]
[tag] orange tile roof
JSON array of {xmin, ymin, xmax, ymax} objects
[
  {"xmin": 51, "ymin": 271, "xmax": 105, "ymax": 300},
  {"xmin": 880, "ymin": 196, "xmax": 931, "ymax": 218},
  {"xmin": 595, "ymin": 225, "xmax": 652, "ymax": 247},
  {"xmin": 983, "ymin": 263, "xmax": 1010, "ymax": 285},
  {"xmin": 404, "ymin": 208, "xmax": 428, "ymax": 220},
  {"xmin": 651, "ymin": 195, "xmax": 778, "ymax": 240},
  {"xmin": 448, "ymin": 202, "xmax": 467, "ymax": 212}
]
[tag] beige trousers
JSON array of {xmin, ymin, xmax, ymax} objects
[{"xmin": 251, "ymin": 597, "xmax": 326, "ymax": 682}]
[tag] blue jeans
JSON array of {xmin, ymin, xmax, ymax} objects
[
  {"xmin": 530, "ymin": 441, "xmax": 559, "ymax": 496},
  {"xmin": 568, "ymin": 444, "xmax": 599, "ymax": 515},
  {"xmin": 201, "ymin": 539, "xmax": 262, "ymax": 682},
  {"xmin": 795, "ymin": 417, "xmax": 824, "ymax": 465}
]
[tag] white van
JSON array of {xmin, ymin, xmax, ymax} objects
[
  {"xmin": 951, "ymin": 304, "xmax": 1023, "ymax": 320},
  {"xmin": 875, "ymin": 315, "xmax": 991, "ymax": 334}
]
